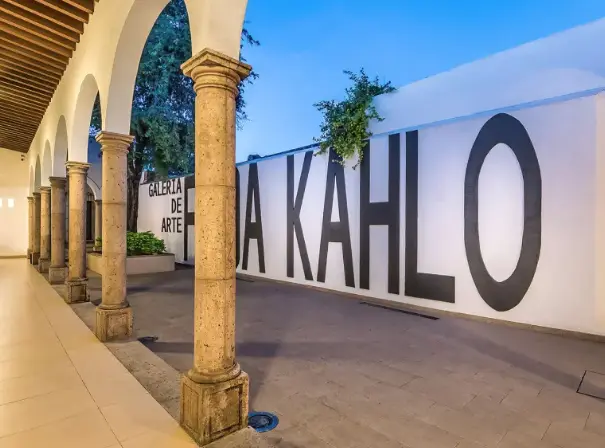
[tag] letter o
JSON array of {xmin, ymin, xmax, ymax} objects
[{"xmin": 464, "ymin": 113, "xmax": 542, "ymax": 312}]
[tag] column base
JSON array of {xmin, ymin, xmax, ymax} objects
[
  {"xmin": 180, "ymin": 370, "xmax": 249, "ymax": 446},
  {"xmin": 65, "ymin": 278, "xmax": 89, "ymax": 304},
  {"xmin": 95, "ymin": 305, "xmax": 133, "ymax": 342},
  {"xmin": 30, "ymin": 252, "xmax": 40, "ymax": 265},
  {"xmin": 48, "ymin": 266, "xmax": 67, "ymax": 284},
  {"xmin": 38, "ymin": 257, "xmax": 50, "ymax": 273}
]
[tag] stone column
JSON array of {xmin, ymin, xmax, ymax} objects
[
  {"xmin": 94, "ymin": 132, "xmax": 133, "ymax": 342},
  {"xmin": 27, "ymin": 196, "xmax": 33, "ymax": 261},
  {"xmin": 94, "ymin": 199, "xmax": 102, "ymax": 250},
  {"xmin": 31, "ymin": 192, "xmax": 41, "ymax": 265},
  {"xmin": 179, "ymin": 48, "xmax": 251, "ymax": 446},
  {"xmin": 65, "ymin": 162, "xmax": 90, "ymax": 303},
  {"xmin": 38, "ymin": 187, "xmax": 51, "ymax": 273},
  {"xmin": 49, "ymin": 177, "xmax": 67, "ymax": 284}
]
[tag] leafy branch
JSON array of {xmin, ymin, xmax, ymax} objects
[{"xmin": 314, "ymin": 69, "xmax": 396, "ymax": 167}]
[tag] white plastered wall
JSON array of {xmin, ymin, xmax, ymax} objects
[
  {"xmin": 0, "ymin": 149, "xmax": 29, "ymax": 256},
  {"xmin": 26, "ymin": 0, "xmax": 248, "ymax": 192}
]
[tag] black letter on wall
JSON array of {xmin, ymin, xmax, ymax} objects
[
  {"xmin": 464, "ymin": 113, "xmax": 542, "ymax": 312},
  {"xmin": 317, "ymin": 149, "xmax": 355, "ymax": 287},
  {"xmin": 360, "ymin": 135, "xmax": 401, "ymax": 294},
  {"xmin": 242, "ymin": 163, "xmax": 266, "ymax": 272},
  {"xmin": 405, "ymin": 130, "xmax": 455, "ymax": 302},
  {"xmin": 183, "ymin": 175, "xmax": 195, "ymax": 262},
  {"xmin": 287, "ymin": 151, "xmax": 313, "ymax": 280}
]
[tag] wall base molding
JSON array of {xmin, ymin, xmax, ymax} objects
[{"xmin": 236, "ymin": 273, "xmax": 605, "ymax": 343}]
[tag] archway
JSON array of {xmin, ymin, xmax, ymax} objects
[
  {"xmin": 41, "ymin": 141, "xmax": 52, "ymax": 187},
  {"xmin": 70, "ymin": 74, "xmax": 101, "ymax": 163},
  {"xmin": 53, "ymin": 116, "xmax": 69, "ymax": 177}
]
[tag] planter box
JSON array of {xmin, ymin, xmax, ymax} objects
[{"xmin": 87, "ymin": 252, "xmax": 175, "ymax": 276}]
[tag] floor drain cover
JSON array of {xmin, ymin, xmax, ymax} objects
[
  {"xmin": 577, "ymin": 370, "xmax": 605, "ymax": 400},
  {"xmin": 137, "ymin": 336, "xmax": 158, "ymax": 344},
  {"xmin": 248, "ymin": 412, "xmax": 279, "ymax": 433}
]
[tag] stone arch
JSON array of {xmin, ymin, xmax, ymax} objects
[
  {"xmin": 87, "ymin": 176, "xmax": 101, "ymax": 200},
  {"xmin": 41, "ymin": 141, "xmax": 52, "ymax": 187},
  {"xmin": 53, "ymin": 116, "xmax": 69, "ymax": 177},
  {"xmin": 103, "ymin": 0, "xmax": 247, "ymax": 134},
  {"xmin": 29, "ymin": 165, "xmax": 35, "ymax": 195},
  {"xmin": 70, "ymin": 73, "xmax": 101, "ymax": 163},
  {"xmin": 34, "ymin": 155, "xmax": 41, "ymax": 193}
]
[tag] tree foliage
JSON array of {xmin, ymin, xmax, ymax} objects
[
  {"xmin": 314, "ymin": 69, "xmax": 395, "ymax": 167},
  {"xmin": 90, "ymin": 0, "xmax": 259, "ymax": 230}
]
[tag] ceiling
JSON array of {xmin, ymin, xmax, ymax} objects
[{"xmin": 0, "ymin": 0, "xmax": 97, "ymax": 153}]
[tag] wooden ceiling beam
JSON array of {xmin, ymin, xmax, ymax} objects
[
  {"xmin": 0, "ymin": 11, "xmax": 76, "ymax": 51},
  {"xmin": 0, "ymin": 124, "xmax": 36, "ymax": 138},
  {"xmin": 0, "ymin": 1, "xmax": 81, "ymax": 42},
  {"xmin": 0, "ymin": 35, "xmax": 68, "ymax": 68},
  {"xmin": 0, "ymin": 28, "xmax": 71, "ymax": 63},
  {"xmin": 0, "ymin": 88, "xmax": 50, "ymax": 108},
  {"xmin": 0, "ymin": 116, "xmax": 39, "ymax": 132},
  {"xmin": 0, "ymin": 65, "xmax": 59, "ymax": 91},
  {"xmin": 63, "ymin": 0, "xmax": 95, "ymax": 14},
  {"xmin": 0, "ymin": 141, "xmax": 29, "ymax": 152},
  {"xmin": 0, "ymin": 98, "xmax": 47, "ymax": 119},
  {"xmin": 0, "ymin": 49, "xmax": 64, "ymax": 77},
  {"xmin": 34, "ymin": 0, "xmax": 90, "ymax": 23},
  {"xmin": 0, "ymin": 131, "xmax": 35, "ymax": 146},
  {"xmin": 0, "ymin": 80, "xmax": 54, "ymax": 102},
  {"xmin": 4, "ymin": 0, "xmax": 84, "ymax": 34}
]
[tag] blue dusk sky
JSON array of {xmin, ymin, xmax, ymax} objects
[{"xmin": 236, "ymin": 0, "xmax": 605, "ymax": 161}]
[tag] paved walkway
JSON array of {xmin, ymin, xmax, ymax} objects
[
  {"xmin": 0, "ymin": 259, "xmax": 197, "ymax": 448},
  {"xmin": 109, "ymin": 268, "xmax": 605, "ymax": 448}
]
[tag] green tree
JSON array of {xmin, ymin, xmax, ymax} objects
[{"xmin": 90, "ymin": 0, "xmax": 259, "ymax": 231}]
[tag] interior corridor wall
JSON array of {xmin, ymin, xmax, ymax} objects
[
  {"xmin": 0, "ymin": 149, "xmax": 29, "ymax": 257},
  {"xmin": 138, "ymin": 94, "xmax": 605, "ymax": 336}
]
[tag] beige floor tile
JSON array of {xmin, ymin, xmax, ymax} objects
[
  {"xmin": 0, "ymin": 409, "xmax": 119, "ymax": 448},
  {"xmin": 0, "ymin": 385, "xmax": 96, "ymax": 438},
  {"xmin": 0, "ymin": 337, "xmax": 66, "ymax": 364},
  {"xmin": 120, "ymin": 429, "xmax": 198, "ymax": 448},
  {"xmin": 0, "ymin": 362, "xmax": 82, "ymax": 406},
  {"xmin": 100, "ymin": 393, "xmax": 181, "ymax": 442},
  {"xmin": 0, "ymin": 351, "xmax": 73, "ymax": 383}
]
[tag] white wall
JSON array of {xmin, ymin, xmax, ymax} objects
[
  {"xmin": 138, "ymin": 93, "xmax": 605, "ymax": 336},
  {"xmin": 0, "ymin": 149, "xmax": 29, "ymax": 257}
]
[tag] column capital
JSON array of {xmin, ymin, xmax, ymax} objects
[
  {"xmin": 49, "ymin": 176, "xmax": 67, "ymax": 189},
  {"xmin": 32, "ymin": 191, "xmax": 41, "ymax": 198},
  {"xmin": 39, "ymin": 186, "xmax": 51, "ymax": 193},
  {"xmin": 27, "ymin": 196, "xmax": 34, "ymax": 203},
  {"xmin": 96, "ymin": 131, "xmax": 134, "ymax": 154},
  {"xmin": 94, "ymin": 199, "xmax": 102, "ymax": 205},
  {"xmin": 66, "ymin": 161, "xmax": 90, "ymax": 175},
  {"xmin": 181, "ymin": 48, "xmax": 252, "ymax": 96}
]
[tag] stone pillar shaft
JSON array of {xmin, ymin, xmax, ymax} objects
[
  {"xmin": 94, "ymin": 131, "xmax": 134, "ymax": 342},
  {"xmin": 38, "ymin": 187, "xmax": 51, "ymax": 272},
  {"xmin": 179, "ymin": 48, "xmax": 251, "ymax": 446},
  {"xmin": 32, "ymin": 192, "xmax": 41, "ymax": 265},
  {"xmin": 27, "ymin": 197, "xmax": 33, "ymax": 260},
  {"xmin": 65, "ymin": 162, "xmax": 90, "ymax": 303},
  {"xmin": 49, "ymin": 177, "xmax": 67, "ymax": 284}
]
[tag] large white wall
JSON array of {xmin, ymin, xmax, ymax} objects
[
  {"xmin": 138, "ymin": 93, "xmax": 605, "ymax": 336},
  {"xmin": 0, "ymin": 149, "xmax": 29, "ymax": 257}
]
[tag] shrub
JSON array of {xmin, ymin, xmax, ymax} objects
[
  {"xmin": 93, "ymin": 232, "xmax": 166, "ymax": 255},
  {"xmin": 126, "ymin": 231, "xmax": 166, "ymax": 256}
]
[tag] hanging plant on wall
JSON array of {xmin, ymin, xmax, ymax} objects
[{"xmin": 314, "ymin": 69, "xmax": 396, "ymax": 167}]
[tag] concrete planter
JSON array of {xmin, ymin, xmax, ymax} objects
[{"xmin": 87, "ymin": 252, "xmax": 175, "ymax": 276}]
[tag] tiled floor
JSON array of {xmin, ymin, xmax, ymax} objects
[
  {"xmin": 105, "ymin": 268, "xmax": 605, "ymax": 448},
  {"xmin": 0, "ymin": 259, "xmax": 197, "ymax": 448}
]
